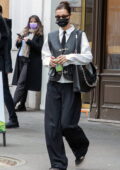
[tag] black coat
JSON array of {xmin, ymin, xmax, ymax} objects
[
  {"xmin": 12, "ymin": 34, "xmax": 43, "ymax": 91},
  {"xmin": 0, "ymin": 16, "xmax": 12, "ymax": 73}
]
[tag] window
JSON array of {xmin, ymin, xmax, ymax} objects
[{"xmin": 106, "ymin": 0, "xmax": 120, "ymax": 69}]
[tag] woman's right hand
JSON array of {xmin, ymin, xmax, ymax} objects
[
  {"xmin": 17, "ymin": 36, "xmax": 22, "ymax": 43},
  {"xmin": 50, "ymin": 57, "xmax": 56, "ymax": 67}
]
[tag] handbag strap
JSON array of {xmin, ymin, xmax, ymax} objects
[{"xmin": 75, "ymin": 29, "xmax": 83, "ymax": 54}]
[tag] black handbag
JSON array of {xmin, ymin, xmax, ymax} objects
[{"xmin": 73, "ymin": 30, "xmax": 98, "ymax": 92}]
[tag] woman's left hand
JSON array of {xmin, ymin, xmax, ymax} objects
[{"xmin": 56, "ymin": 55, "xmax": 68, "ymax": 64}]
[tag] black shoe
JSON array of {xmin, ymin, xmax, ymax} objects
[
  {"xmin": 6, "ymin": 121, "xmax": 19, "ymax": 128},
  {"xmin": 15, "ymin": 105, "xmax": 26, "ymax": 112},
  {"xmin": 49, "ymin": 169, "xmax": 59, "ymax": 170},
  {"xmin": 49, "ymin": 168, "xmax": 65, "ymax": 170},
  {"xmin": 75, "ymin": 156, "xmax": 85, "ymax": 166}
]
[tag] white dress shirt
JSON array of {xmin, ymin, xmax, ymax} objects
[{"xmin": 42, "ymin": 25, "xmax": 93, "ymax": 83}]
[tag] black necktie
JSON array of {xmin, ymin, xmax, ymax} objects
[{"xmin": 61, "ymin": 31, "xmax": 66, "ymax": 50}]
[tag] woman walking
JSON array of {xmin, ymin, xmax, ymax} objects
[
  {"xmin": 42, "ymin": 1, "xmax": 93, "ymax": 170},
  {"xmin": 0, "ymin": 6, "xmax": 19, "ymax": 129},
  {"xmin": 12, "ymin": 15, "xmax": 43, "ymax": 112}
]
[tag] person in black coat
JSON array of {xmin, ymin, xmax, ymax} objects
[
  {"xmin": 0, "ymin": 5, "xmax": 19, "ymax": 128},
  {"xmin": 12, "ymin": 15, "xmax": 43, "ymax": 112}
]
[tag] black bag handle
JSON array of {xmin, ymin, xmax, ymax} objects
[{"xmin": 75, "ymin": 29, "xmax": 83, "ymax": 54}]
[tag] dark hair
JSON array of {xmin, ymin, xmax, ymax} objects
[
  {"xmin": 0, "ymin": 5, "xmax": 3, "ymax": 14},
  {"xmin": 56, "ymin": 1, "xmax": 71, "ymax": 15},
  {"xmin": 24, "ymin": 15, "xmax": 43, "ymax": 35}
]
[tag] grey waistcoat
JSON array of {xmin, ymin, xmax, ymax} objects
[{"xmin": 48, "ymin": 29, "xmax": 82, "ymax": 82}]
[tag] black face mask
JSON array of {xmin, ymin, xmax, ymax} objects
[{"xmin": 56, "ymin": 18, "xmax": 69, "ymax": 27}]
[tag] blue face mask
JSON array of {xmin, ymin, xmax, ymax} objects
[{"xmin": 29, "ymin": 23, "xmax": 38, "ymax": 29}]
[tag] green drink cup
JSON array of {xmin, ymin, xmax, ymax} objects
[
  {"xmin": 53, "ymin": 58, "xmax": 63, "ymax": 72},
  {"xmin": 55, "ymin": 64, "xmax": 63, "ymax": 72}
]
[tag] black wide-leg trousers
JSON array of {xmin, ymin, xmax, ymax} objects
[
  {"xmin": 45, "ymin": 81, "xmax": 89, "ymax": 170},
  {"xmin": 2, "ymin": 71, "xmax": 18, "ymax": 122}
]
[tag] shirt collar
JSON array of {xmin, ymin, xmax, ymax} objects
[{"xmin": 59, "ymin": 24, "xmax": 75, "ymax": 36}]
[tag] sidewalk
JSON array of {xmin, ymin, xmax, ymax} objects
[{"xmin": 0, "ymin": 110, "xmax": 120, "ymax": 170}]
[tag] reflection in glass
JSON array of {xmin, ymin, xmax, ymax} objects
[
  {"xmin": 60, "ymin": 0, "xmax": 82, "ymax": 29},
  {"xmin": 106, "ymin": 0, "xmax": 120, "ymax": 69},
  {"xmin": 85, "ymin": 0, "xmax": 94, "ymax": 42},
  {"xmin": 69, "ymin": 0, "xmax": 82, "ymax": 29}
]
